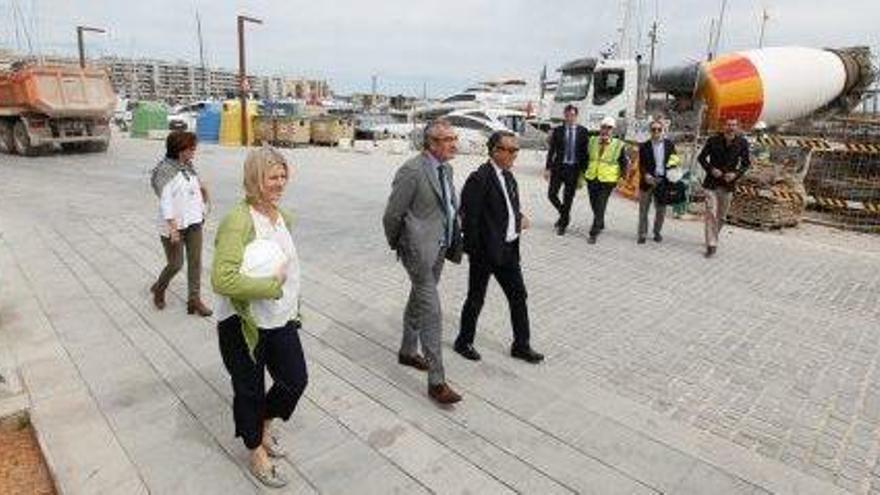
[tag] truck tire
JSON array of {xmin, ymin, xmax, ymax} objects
[
  {"xmin": 86, "ymin": 141, "xmax": 109, "ymax": 153},
  {"xmin": 0, "ymin": 122, "xmax": 14, "ymax": 154},
  {"xmin": 12, "ymin": 120, "xmax": 37, "ymax": 156}
]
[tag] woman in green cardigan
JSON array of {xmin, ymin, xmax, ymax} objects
[{"xmin": 212, "ymin": 146, "xmax": 306, "ymax": 488}]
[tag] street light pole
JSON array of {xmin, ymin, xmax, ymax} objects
[
  {"xmin": 77, "ymin": 26, "xmax": 106, "ymax": 69},
  {"xmin": 238, "ymin": 15, "xmax": 263, "ymax": 146}
]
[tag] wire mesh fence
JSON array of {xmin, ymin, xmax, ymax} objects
[{"xmin": 655, "ymin": 114, "xmax": 880, "ymax": 233}]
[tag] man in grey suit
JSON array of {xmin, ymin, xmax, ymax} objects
[{"xmin": 383, "ymin": 119, "xmax": 464, "ymax": 405}]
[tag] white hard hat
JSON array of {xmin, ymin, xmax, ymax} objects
[
  {"xmin": 600, "ymin": 116, "xmax": 616, "ymax": 128},
  {"xmin": 240, "ymin": 239, "xmax": 287, "ymax": 278},
  {"xmin": 753, "ymin": 121, "xmax": 767, "ymax": 130}
]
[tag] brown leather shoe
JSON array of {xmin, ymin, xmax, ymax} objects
[
  {"xmin": 150, "ymin": 284, "xmax": 166, "ymax": 310},
  {"xmin": 428, "ymin": 383, "xmax": 462, "ymax": 404},
  {"xmin": 398, "ymin": 353, "xmax": 429, "ymax": 371},
  {"xmin": 187, "ymin": 299, "xmax": 213, "ymax": 317}
]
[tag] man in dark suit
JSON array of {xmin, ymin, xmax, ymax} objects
[
  {"xmin": 637, "ymin": 120, "xmax": 677, "ymax": 243},
  {"xmin": 454, "ymin": 131, "xmax": 544, "ymax": 364},
  {"xmin": 697, "ymin": 118, "xmax": 751, "ymax": 258},
  {"xmin": 544, "ymin": 104, "xmax": 589, "ymax": 235},
  {"xmin": 383, "ymin": 118, "xmax": 464, "ymax": 405}
]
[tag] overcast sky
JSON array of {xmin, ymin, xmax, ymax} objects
[{"xmin": 2, "ymin": 0, "xmax": 878, "ymax": 96}]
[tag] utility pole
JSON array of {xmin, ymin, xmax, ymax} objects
[
  {"xmin": 758, "ymin": 8, "xmax": 770, "ymax": 48},
  {"xmin": 647, "ymin": 21, "xmax": 658, "ymax": 93},
  {"xmin": 196, "ymin": 10, "xmax": 207, "ymax": 98},
  {"xmin": 76, "ymin": 25, "xmax": 105, "ymax": 69},
  {"xmin": 238, "ymin": 14, "xmax": 262, "ymax": 146}
]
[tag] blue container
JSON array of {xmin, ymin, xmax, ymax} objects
[{"xmin": 196, "ymin": 103, "xmax": 222, "ymax": 143}]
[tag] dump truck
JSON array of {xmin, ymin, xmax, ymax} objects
[{"xmin": 0, "ymin": 62, "xmax": 116, "ymax": 155}]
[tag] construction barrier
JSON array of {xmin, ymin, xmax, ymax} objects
[{"xmin": 757, "ymin": 121, "xmax": 880, "ymax": 232}]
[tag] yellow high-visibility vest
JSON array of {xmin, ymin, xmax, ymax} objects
[{"xmin": 585, "ymin": 136, "xmax": 624, "ymax": 183}]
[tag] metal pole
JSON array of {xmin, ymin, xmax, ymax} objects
[
  {"xmin": 197, "ymin": 10, "xmax": 207, "ymax": 98},
  {"xmin": 77, "ymin": 27, "xmax": 85, "ymax": 68},
  {"xmin": 758, "ymin": 9, "xmax": 769, "ymax": 48},
  {"xmin": 713, "ymin": 0, "xmax": 728, "ymax": 57},
  {"xmin": 648, "ymin": 21, "xmax": 658, "ymax": 94},
  {"xmin": 237, "ymin": 15, "xmax": 262, "ymax": 147},
  {"xmin": 76, "ymin": 26, "xmax": 106, "ymax": 70},
  {"xmin": 706, "ymin": 18, "xmax": 716, "ymax": 60}
]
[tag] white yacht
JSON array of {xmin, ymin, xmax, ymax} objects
[{"xmin": 413, "ymin": 79, "xmax": 541, "ymax": 120}]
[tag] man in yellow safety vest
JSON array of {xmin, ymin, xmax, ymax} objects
[{"xmin": 584, "ymin": 116, "xmax": 630, "ymax": 244}]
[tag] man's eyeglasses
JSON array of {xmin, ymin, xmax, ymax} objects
[
  {"xmin": 432, "ymin": 135, "xmax": 458, "ymax": 143},
  {"xmin": 650, "ymin": 127, "xmax": 663, "ymax": 133}
]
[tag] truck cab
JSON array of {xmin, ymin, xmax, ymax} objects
[{"xmin": 547, "ymin": 57, "xmax": 643, "ymax": 132}]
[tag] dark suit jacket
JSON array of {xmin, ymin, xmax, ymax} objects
[
  {"xmin": 460, "ymin": 162, "xmax": 522, "ymax": 266},
  {"xmin": 638, "ymin": 138, "xmax": 677, "ymax": 191},
  {"xmin": 545, "ymin": 124, "xmax": 590, "ymax": 171},
  {"xmin": 697, "ymin": 133, "xmax": 751, "ymax": 191}
]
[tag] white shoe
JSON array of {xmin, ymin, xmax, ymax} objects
[
  {"xmin": 250, "ymin": 462, "xmax": 289, "ymax": 488},
  {"xmin": 263, "ymin": 430, "xmax": 288, "ymax": 459}
]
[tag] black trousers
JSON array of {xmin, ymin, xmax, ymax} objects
[
  {"xmin": 218, "ymin": 316, "xmax": 308, "ymax": 450},
  {"xmin": 456, "ymin": 243, "xmax": 530, "ymax": 351},
  {"xmin": 587, "ymin": 180, "xmax": 616, "ymax": 236},
  {"xmin": 547, "ymin": 166, "xmax": 579, "ymax": 228}
]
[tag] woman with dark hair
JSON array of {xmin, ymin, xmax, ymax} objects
[{"xmin": 149, "ymin": 130, "xmax": 212, "ymax": 316}]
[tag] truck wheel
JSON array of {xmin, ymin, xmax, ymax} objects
[
  {"xmin": 12, "ymin": 121, "xmax": 37, "ymax": 156},
  {"xmin": 0, "ymin": 122, "xmax": 14, "ymax": 154},
  {"xmin": 86, "ymin": 141, "xmax": 109, "ymax": 153}
]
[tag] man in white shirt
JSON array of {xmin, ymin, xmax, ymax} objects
[
  {"xmin": 637, "ymin": 120, "xmax": 677, "ymax": 243},
  {"xmin": 454, "ymin": 131, "xmax": 544, "ymax": 364},
  {"xmin": 544, "ymin": 104, "xmax": 589, "ymax": 235}
]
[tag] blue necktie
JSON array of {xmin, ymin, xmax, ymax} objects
[{"xmin": 437, "ymin": 166, "xmax": 454, "ymax": 246}]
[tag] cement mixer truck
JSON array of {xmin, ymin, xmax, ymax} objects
[
  {"xmin": 545, "ymin": 46, "xmax": 875, "ymax": 137},
  {"xmin": 0, "ymin": 62, "xmax": 116, "ymax": 156}
]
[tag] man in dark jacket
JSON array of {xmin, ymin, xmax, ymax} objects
[
  {"xmin": 454, "ymin": 131, "xmax": 544, "ymax": 364},
  {"xmin": 544, "ymin": 104, "xmax": 589, "ymax": 235},
  {"xmin": 697, "ymin": 118, "xmax": 751, "ymax": 257},
  {"xmin": 637, "ymin": 120, "xmax": 677, "ymax": 243}
]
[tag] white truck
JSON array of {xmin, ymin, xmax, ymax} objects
[{"xmin": 543, "ymin": 46, "xmax": 874, "ymax": 139}]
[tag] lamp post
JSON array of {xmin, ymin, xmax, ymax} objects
[
  {"xmin": 238, "ymin": 15, "xmax": 263, "ymax": 146},
  {"xmin": 77, "ymin": 26, "xmax": 106, "ymax": 69}
]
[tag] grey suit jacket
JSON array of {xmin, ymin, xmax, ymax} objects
[{"xmin": 383, "ymin": 153, "xmax": 462, "ymax": 273}]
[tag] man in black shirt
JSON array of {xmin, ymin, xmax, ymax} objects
[{"xmin": 697, "ymin": 118, "xmax": 751, "ymax": 258}]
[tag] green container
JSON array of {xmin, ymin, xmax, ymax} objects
[{"xmin": 131, "ymin": 101, "xmax": 168, "ymax": 138}]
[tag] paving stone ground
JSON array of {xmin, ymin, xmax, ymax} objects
[{"xmin": 0, "ymin": 136, "xmax": 878, "ymax": 494}]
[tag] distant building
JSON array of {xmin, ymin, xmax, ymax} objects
[
  {"xmin": 97, "ymin": 56, "xmax": 331, "ymax": 104},
  {"xmin": 0, "ymin": 51, "xmax": 331, "ymax": 105}
]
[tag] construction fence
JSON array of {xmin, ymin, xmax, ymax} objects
[{"xmin": 643, "ymin": 116, "xmax": 880, "ymax": 233}]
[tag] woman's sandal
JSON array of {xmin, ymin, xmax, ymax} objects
[
  {"xmin": 263, "ymin": 432, "xmax": 288, "ymax": 459},
  {"xmin": 250, "ymin": 462, "xmax": 289, "ymax": 488}
]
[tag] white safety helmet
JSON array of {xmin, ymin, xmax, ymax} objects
[
  {"xmin": 666, "ymin": 167, "xmax": 684, "ymax": 183},
  {"xmin": 600, "ymin": 116, "xmax": 617, "ymax": 128},
  {"xmin": 240, "ymin": 239, "xmax": 287, "ymax": 278},
  {"xmin": 753, "ymin": 121, "xmax": 768, "ymax": 131}
]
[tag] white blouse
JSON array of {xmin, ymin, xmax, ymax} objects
[
  {"xmin": 214, "ymin": 207, "xmax": 301, "ymax": 329},
  {"xmin": 156, "ymin": 171, "xmax": 205, "ymax": 236}
]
